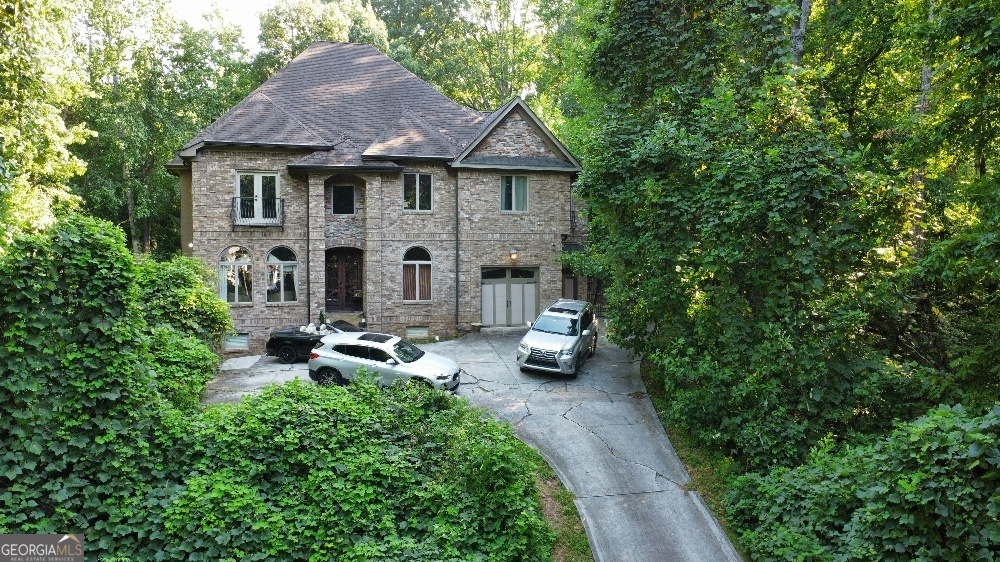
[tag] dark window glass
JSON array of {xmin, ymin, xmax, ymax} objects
[
  {"xmin": 510, "ymin": 268, "xmax": 536, "ymax": 279},
  {"xmin": 331, "ymin": 185, "xmax": 354, "ymax": 214},
  {"xmin": 403, "ymin": 247, "xmax": 431, "ymax": 261},
  {"xmin": 404, "ymin": 173, "xmax": 431, "ymax": 210},
  {"xmin": 481, "ymin": 268, "xmax": 507, "ymax": 280}
]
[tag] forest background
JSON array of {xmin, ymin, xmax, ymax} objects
[{"xmin": 2, "ymin": 0, "xmax": 999, "ymax": 559}]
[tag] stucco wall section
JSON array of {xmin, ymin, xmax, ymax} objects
[{"xmin": 468, "ymin": 111, "xmax": 558, "ymax": 159}]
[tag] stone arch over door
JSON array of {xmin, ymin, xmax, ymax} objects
[{"xmin": 326, "ymin": 246, "xmax": 364, "ymax": 312}]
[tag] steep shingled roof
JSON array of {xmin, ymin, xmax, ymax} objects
[{"xmin": 180, "ymin": 42, "xmax": 485, "ymax": 159}]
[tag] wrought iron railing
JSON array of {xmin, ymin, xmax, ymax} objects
[{"xmin": 231, "ymin": 197, "xmax": 284, "ymax": 227}]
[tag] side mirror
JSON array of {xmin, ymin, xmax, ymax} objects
[
  {"xmin": 582, "ymin": 329, "xmax": 593, "ymax": 337},
  {"xmin": 386, "ymin": 358, "xmax": 398, "ymax": 365}
]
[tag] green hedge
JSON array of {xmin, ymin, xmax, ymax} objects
[{"xmin": 730, "ymin": 404, "xmax": 1000, "ymax": 561}]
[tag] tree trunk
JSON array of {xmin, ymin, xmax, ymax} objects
[
  {"xmin": 912, "ymin": 0, "xmax": 935, "ymax": 259},
  {"xmin": 791, "ymin": 0, "xmax": 813, "ymax": 65},
  {"xmin": 123, "ymin": 163, "xmax": 140, "ymax": 254}
]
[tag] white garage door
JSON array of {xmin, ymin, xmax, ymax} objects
[{"xmin": 481, "ymin": 267, "xmax": 538, "ymax": 327}]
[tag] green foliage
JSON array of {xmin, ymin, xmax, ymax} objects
[
  {"xmin": 158, "ymin": 380, "xmax": 553, "ymax": 561},
  {"xmin": 69, "ymin": 2, "xmax": 255, "ymax": 254},
  {"xmin": 255, "ymin": 0, "xmax": 388, "ymax": 77},
  {"xmin": 0, "ymin": 0, "xmax": 88, "ymax": 235},
  {"xmin": 134, "ymin": 255, "xmax": 232, "ymax": 345},
  {"xmin": 730, "ymin": 404, "xmax": 1000, "ymax": 561},
  {"xmin": 147, "ymin": 326, "xmax": 218, "ymax": 411},
  {"xmin": 0, "ymin": 214, "xmax": 161, "ymax": 541},
  {"xmin": 1, "ymin": 216, "xmax": 555, "ymax": 560}
]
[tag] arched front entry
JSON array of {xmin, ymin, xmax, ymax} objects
[{"xmin": 325, "ymin": 247, "xmax": 363, "ymax": 312}]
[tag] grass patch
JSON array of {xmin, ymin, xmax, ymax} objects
[
  {"xmin": 639, "ymin": 359, "xmax": 747, "ymax": 557},
  {"xmin": 527, "ymin": 448, "xmax": 594, "ymax": 562}
]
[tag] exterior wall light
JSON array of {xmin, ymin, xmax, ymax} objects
[{"xmin": 509, "ymin": 248, "xmax": 518, "ymax": 261}]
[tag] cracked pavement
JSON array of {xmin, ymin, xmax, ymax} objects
[
  {"xmin": 208, "ymin": 328, "xmax": 741, "ymax": 561},
  {"xmin": 425, "ymin": 328, "xmax": 741, "ymax": 562}
]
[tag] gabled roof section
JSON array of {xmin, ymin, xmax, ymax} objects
[
  {"xmin": 364, "ymin": 109, "xmax": 457, "ymax": 158},
  {"xmin": 451, "ymin": 97, "xmax": 581, "ymax": 172}
]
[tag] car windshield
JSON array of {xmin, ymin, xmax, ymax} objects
[
  {"xmin": 393, "ymin": 339, "xmax": 425, "ymax": 363},
  {"xmin": 532, "ymin": 314, "xmax": 579, "ymax": 336}
]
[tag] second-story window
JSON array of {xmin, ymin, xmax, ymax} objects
[
  {"xmin": 501, "ymin": 175, "xmax": 528, "ymax": 212},
  {"xmin": 404, "ymin": 173, "xmax": 432, "ymax": 211},
  {"xmin": 330, "ymin": 185, "xmax": 354, "ymax": 215},
  {"xmin": 237, "ymin": 172, "xmax": 279, "ymax": 223}
]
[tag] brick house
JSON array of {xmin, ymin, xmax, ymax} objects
[{"xmin": 168, "ymin": 41, "xmax": 585, "ymax": 351}]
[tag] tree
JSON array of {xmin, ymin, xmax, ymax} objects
[
  {"xmin": 254, "ymin": 0, "xmax": 388, "ymax": 78},
  {"xmin": 69, "ymin": 0, "xmax": 255, "ymax": 254},
  {"xmin": 0, "ymin": 0, "xmax": 89, "ymax": 238}
]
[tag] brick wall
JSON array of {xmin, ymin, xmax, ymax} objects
[{"xmin": 185, "ymin": 148, "xmax": 579, "ymax": 350}]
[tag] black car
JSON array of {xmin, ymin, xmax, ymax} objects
[{"xmin": 264, "ymin": 320, "xmax": 362, "ymax": 364}]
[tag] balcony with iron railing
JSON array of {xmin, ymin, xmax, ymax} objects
[{"xmin": 231, "ymin": 197, "xmax": 284, "ymax": 228}]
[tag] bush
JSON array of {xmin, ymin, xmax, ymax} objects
[
  {"xmin": 147, "ymin": 326, "xmax": 218, "ymax": 411},
  {"xmin": 157, "ymin": 380, "xmax": 554, "ymax": 561},
  {"xmin": 729, "ymin": 404, "xmax": 1000, "ymax": 561},
  {"xmin": 1, "ymin": 216, "xmax": 554, "ymax": 560},
  {"xmin": 0, "ymin": 215, "xmax": 163, "ymax": 542},
  {"xmin": 134, "ymin": 255, "xmax": 232, "ymax": 346}
]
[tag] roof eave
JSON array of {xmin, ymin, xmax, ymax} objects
[{"xmin": 449, "ymin": 162, "xmax": 581, "ymax": 173}]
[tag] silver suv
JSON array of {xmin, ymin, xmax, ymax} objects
[
  {"xmin": 516, "ymin": 299, "xmax": 598, "ymax": 377},
  {"xmin": 308, "ymin": 332, "xmax": 462, "ymax": 391}
]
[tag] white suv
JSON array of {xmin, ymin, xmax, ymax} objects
[
  {"xmin": 308, "ymin": 332, "xmax": 462, "ymax": 391},
  {"xmin": 516, "ymin": 299, "xmax": 598, "ymax": 377}
]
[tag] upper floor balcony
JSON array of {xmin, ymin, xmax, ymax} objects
[{"xmin": 232, "ymin": 197, "xmax": 284, "ymax": 228}]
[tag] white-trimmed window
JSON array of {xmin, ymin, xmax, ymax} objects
[
  {"xmin": 219, "ymin": 246, "xmax": 252, "ymax": 303},
  {"xmin": 266, "ymin": 246, "xmax": 298, "ymax": 303},
  {"xmin": 501, "ymin": 175, "xmax": 528, "ymax": 212},
  {"xmin": 237, "ymin": 172, "xmax": 279, "ymax": 224},
  {"xmin": 403, "ymin": 247, "xmax": 431, "ymax": 301},
  {"xmin": 404, "ymin": 173, "xmax": 432, "ymax": 211}
]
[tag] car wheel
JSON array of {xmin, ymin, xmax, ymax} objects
[
  {"xmin": 316, "ymin": 367, "xmax": 344, "ymax": 386},
  {"xmin": 277, "ymin": 344, "xmax": 297, "ymax": 364}
]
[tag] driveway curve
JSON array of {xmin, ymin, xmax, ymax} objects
[
  {"xmin": 424, "ymin": 328, "xmax": 741, "ymax": 562},
  {"xmin": 206, "ymin": 329, "xmax": 741, "ymax": 561}
]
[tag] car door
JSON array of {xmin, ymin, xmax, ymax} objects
[
  {"xmin": 365, "ymin": 346, "xmax": 404, "ymax": 386},
  {"xmin": 332, "ymin": 344, "xmax": 367, "ymax": 379}
]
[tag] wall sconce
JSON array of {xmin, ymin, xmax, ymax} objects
[{"xmin": 509, "ymin": 248, "xmax": 518, "ymax": 261}]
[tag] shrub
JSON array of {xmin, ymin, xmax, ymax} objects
[
  {"xmin": 134, "ymin": 255, "xmax": 232, "ymax": 346},
  {"xmin": 729, "ymin": 404, "xmax": 1000, "ymax": 561},
  {"xmin": 158, "ymin": 380, "xmax": 554, "ymax": 561},
  {"xmin": 147, "ymin": 326, "xmax": 218, "ymax": 411},
  {"xmin": 0, "ymin": 215, "xmax": 162, "ymax": 544}
]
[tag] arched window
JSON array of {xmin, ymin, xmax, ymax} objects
[
  {"xmin": 266, "ymin": 246, "xmax": 298, "ymax": 303},
  {"xmin": 219, "ymin": 246, "xmax": 252, "ymax": 303},
  {"xmin": 403, "ymin": 247, "xmax": 431, "ymax": 301}
]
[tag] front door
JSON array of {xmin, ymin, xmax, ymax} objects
[
  {"xmin": 326, "ymin": 247, "xmax": 363, "ymax": 312},
  {"xmin": 481, "ymin": 267, "xmax": 538, "ymax": 326}
]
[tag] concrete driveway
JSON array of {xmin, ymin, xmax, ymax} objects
[{"xmin": 206, "ymin": 329, "xmax": 740, "ymax": 561}]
